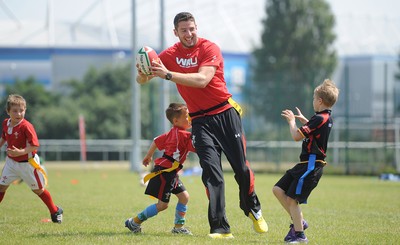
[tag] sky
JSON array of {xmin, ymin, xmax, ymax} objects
[{"xmin": 0, "ymin": 0, "xmax": 399, "ymax": 56}]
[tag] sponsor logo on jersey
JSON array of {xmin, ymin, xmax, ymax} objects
[{"xmin": 176, "ymin": 57, "xmax": 198, "ymax": 68}]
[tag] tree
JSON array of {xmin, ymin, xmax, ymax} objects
[
  {"xmin": 0, "ymin": 77, "xmax": 58, "ymax": 130},
  {"xmin": 0, "ymin": 64, "xmax": 156, "ymax": 140},
  {"xmin": 251, "ymin": 0, "xmax": 337, "ymax": 130}
]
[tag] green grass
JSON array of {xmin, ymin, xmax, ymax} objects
[{"xmin": 0, "ymin": 163, "xmax": 399, "ymax": 244}]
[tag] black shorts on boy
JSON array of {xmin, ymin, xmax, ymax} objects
[
  {"xmin": 274, "ymin": 161, "xmax": 325, "ymax": 204},
  {"xmin": 145, "ymin": 165, "xmax": 186, "ymax": 203}
]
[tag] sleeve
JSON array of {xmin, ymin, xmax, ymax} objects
[
  {"xmin": 153, "ymin": 133, "xmax": 167, "ymax": 151},
  {"xmin": 299, "ymin": 114, "xmax": 323, "ymax": 138},
  {"xmin": 186, "ymin": 135, "xmax": 196, "ymax": 153},
  {"xmin": 24, "ymin": 123, "xmax": 40, "ymax": 147},
  {"xmin": 199, "ymin": 42, "xmax": 223, "ymax": 68}
]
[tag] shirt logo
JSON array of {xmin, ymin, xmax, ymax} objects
[
  {"xmin": 14, "ymin": 132, "xmax": 19, "ymax": 139},
  {"xmin": 176, "ymin": 57, "xmax": 198, "ymax": 68}
]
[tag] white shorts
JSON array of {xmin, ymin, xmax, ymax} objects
[{"xmin": 0, "ymin": 154, "xmax": 47, "ymax": 190}]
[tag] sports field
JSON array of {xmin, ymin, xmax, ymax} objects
[{"xmin": 0, "ymin": 163, "xmax": 399, "ymax": 244}]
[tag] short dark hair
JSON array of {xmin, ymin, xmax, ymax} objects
[
  {"xmin": 166, "ymin": 103, "xmax": 187, "ymax": 124},
  {"xmin": 173, "ymin": 12, "xmax": 196, "ymax": 29}
]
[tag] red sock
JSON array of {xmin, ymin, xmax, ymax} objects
[
  {"xmin": 38, "ymin": 189, "xmax": 58, "ymax": 214},
  {"xmin": 0, "ymin": 192, "xmax": 5, "ymax": 203}
]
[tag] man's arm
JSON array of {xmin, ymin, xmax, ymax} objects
[{"xmin": 151, "ymin": 60, "xmax": 216, "ymax": 88}]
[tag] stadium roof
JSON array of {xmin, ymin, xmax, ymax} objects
[{"xmin": 0, "ymin": 0, "xmax": 399, "ymax": 56}]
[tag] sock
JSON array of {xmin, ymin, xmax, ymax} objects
[
  {"xmin": 137, "ymin": 204, "xmax": 158, "ymax": 223},
  {"xmin": 295, "ymin": 231, "xmax": 306, "ymax": 238},
  {"xmin": 250, "ymin": 209, "xmax": 262, "ymax": 220},
  {"xmin": 38, "ymin": 189, "xmax": 58, "ymax": 214},
  {"xmin": 0, "ymin": 192, "xmax": 5, "ymax": 203},
  {"xmin": 174, "ymin": 202, "xmax": 187, "ymax": 225}
]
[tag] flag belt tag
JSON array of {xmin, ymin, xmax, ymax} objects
[
  {"xmin": 228, "ymin": 97, "xmax": 243, "ymax": 117},
  {"xmin": 143, "ymin": 161, "xmax": 181, "ymax": 183},
  {"xmin": 28, "ymin": 157, "xmax": 48, "ymax": 187}
]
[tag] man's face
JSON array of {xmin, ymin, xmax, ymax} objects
[{"xmin": 174, "ymin": 20, "xmax": 198, "ymax": 48}]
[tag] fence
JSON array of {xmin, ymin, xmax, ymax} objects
[{"xmin": 1, "ymin": 132, "xmax": 398, "ymax": 175}]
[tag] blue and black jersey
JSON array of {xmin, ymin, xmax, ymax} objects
[{"xmin": 298, "ymin": 109, "xmax": 332, "ymax": 162}]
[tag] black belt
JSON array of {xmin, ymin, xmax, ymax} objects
[
  {"xmin": 188, "ymin": 101, "xmax": 229, "ymax": 117},
  {"xmin": 17, "ymin": 154, "xmax": 36, "ymax": 163},
  {"xmin": 162, "ymin": 153, "xmax": 183, "ymax": 169}
]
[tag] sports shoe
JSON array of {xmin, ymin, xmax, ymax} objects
[
  {"xmin": 286, "ymin": 235, "xmax": 308, "ymax": 243},
  {"xmin": 248, "ymin": 212, "xmax": 268, "ymax": 233},
  {"xmin": 51, "ymin": 206, "xmax": 63, "ymax": 224},
  {"xmin": 208, "ymin": 233, "xmax": 234, "ymax": 239},
  {"xmin": 171, "ymin": 227, "xmax": 193, "ymax": 235},
  {"xmin": 125, "ymin": 218, "xmax": 141, "ymax": 233},
  {"xmin": 284, "ymin": 220, "xmax": 308, "ymax": 242}
]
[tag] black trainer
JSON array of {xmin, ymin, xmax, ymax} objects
[{"xmin": 51, "ymin": 206, "xmax": 63, "ymax": 223}]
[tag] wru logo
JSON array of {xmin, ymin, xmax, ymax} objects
[{"xmin": 176, "ymin": 57, "xmax": 198, "ymax": 67}]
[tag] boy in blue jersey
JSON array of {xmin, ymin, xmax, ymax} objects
[{"xmin": 273, "ymin": 79, "xmax": 339, "ymax": 243}]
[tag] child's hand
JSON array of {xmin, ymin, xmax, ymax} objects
[
  {"xmin": 294, "ymin": 107, "xmax": 308, "ymax": 124},
  {"xmin": 281, "ymin": 109, "xmax": 295, "ymax": 123},
  {"xmin": 6, "ymin": 146, "xmax": 24, "ymax": 157},
  {"xmin": 142, "ymin": 156, "xmax": 152, "ymax": 167}
]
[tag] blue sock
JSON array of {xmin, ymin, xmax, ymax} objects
[
  {"xmin": 137, "ymin": 204, "xmax": 158, "ymax": 222},
  {"xmin": 174, "ymin": 202, "xmax": 187, "ymax": 225}
]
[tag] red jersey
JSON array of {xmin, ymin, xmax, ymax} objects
[
  {"xmin": 1, "ymin": 118, "xmax": 39, "ymax": 162},
  {"xmin": 153, "ymin": 126, "xmax": 195, "ymax": 168},
  {"xmin": 159, "ymin": 38, "xmax": 232, "ymax": 116}
]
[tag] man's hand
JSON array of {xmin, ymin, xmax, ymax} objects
[{"xmin": 136, "ymin": 63, "xmax": 155, "ymax": 84}]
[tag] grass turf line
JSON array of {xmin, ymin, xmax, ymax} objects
[{"xmin": 0, "ymin": 165, "xmax": 399, "ymax": 244}]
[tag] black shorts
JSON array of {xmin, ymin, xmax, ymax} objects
[
  {"xmin": 144, "ymin": 165, "xmax": 186, "ymax": 203},
  {"xmin": 274, "ymin": 162, "xmax": 324, "ymax": 204}
]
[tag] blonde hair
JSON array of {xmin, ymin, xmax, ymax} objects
[
  {"xmin": 314, "ymin": 79, "xmax": 339, "ymax": 107},
  {"xmin": 6, "ymin": 94, "xmax": 26, "ymax": 112}
]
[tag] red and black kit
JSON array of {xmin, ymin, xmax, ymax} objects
[{"xmin": 275, "ymin": 109, "xmax": 333, "ymax": 204}]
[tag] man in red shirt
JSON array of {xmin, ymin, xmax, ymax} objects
[
  {"xmin": 0, "ymin": 94, "xmax": 63, "ymax": 223},
  {"xmin": 136, "ymin": 12, "xmax": 268, "ymax": 238}
]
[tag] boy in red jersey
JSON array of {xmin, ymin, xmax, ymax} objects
[
  {"xmin": 273, "ymin": 79, "xmax": 339, "ymax": 243},
  {"xmin": 125, "ymin": 103, "xmax": 195, "ymax": 235},
  {"xmin": 136, "ymin": 12, "xmax": 268, "ymax": 238},
  {"xmin": 0, "ymin": 94, "xmax": 63, "ymax": 223}
]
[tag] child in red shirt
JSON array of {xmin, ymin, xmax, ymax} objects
[
  {"xmin": 125, "ymin": 103, "xmax": 195, "ymax": 235},
  {"xmin": 0, "ymin": 94, "xmax": 63, "ymax": 223}
]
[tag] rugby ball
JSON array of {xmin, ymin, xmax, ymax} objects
[{"xmin": 136, "ymin": 46, "xmax": 159, "ymax": 76}]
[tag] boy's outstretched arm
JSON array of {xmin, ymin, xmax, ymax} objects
[
  {"xmin": 294, "ymin": 107, "xmax": 309, "ymax": 124},
  {"xmin": 281, "ymin": 109, "xmax": 304, "ymax": 142},
  {"xmin": 142, "ymin": 141, "xmax": 157, "ymax": 167}
]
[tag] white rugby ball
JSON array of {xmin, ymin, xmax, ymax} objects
[{"xmin": 136, "ymin": 46, "xmax": 159, "ymax": 76}]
